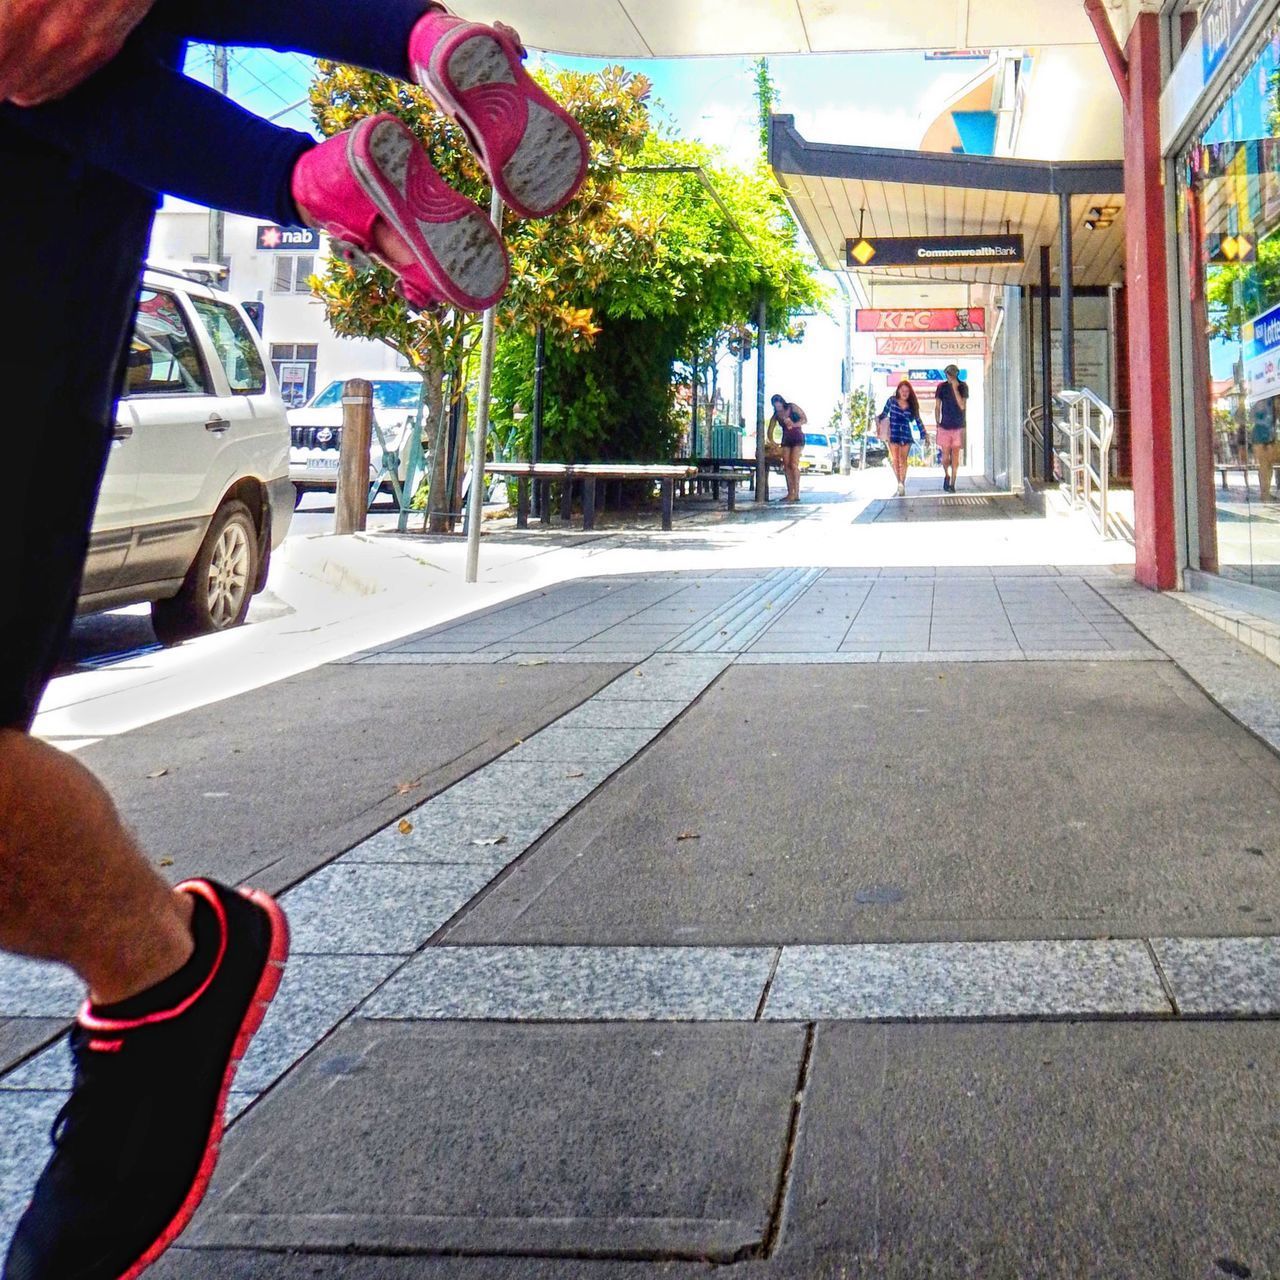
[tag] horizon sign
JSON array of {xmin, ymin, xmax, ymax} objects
[{"xmin": 857, "ymin": 308, "xmax": 986, "ymax": 334}]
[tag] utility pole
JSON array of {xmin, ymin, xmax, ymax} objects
[{"xmin": 207, "ymin": 45, "xmax": 229, "ymax": 278}]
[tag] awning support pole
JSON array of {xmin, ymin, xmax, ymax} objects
[
  {"xmin": 755, "ymin": 296, "xmax": 768, "ymax": 502},
  {"xmin": 465, "ymin": 188, "xmax": 503, "ymax": 585},
  {"xmin": 1060, "ymin": 190, "xmax": 1076, "ymax": 391},
  {"xmin": 1084, "ymin": 0, "xmax": 1130, "ymax": 109},
  {"xmin": 1040, "ymin": 244, "xmax": 1053, "ymax": 484}
]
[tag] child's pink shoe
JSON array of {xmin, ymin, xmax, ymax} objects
[
  {"xmin": 292, "ymin": 113, "xmax": 509, "ymax": 313},
  {"xmin": 410, "ymin": 12, "xmax": 589, "ymax": 220}
]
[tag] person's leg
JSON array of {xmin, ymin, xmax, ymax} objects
[
  {"xmin": 1259, "ymin": 443, "xmax": 1274, "ymax": 501},
  {"xmin": 1, "ymin": 130, "xmax": 290, "ymax": 1280}
]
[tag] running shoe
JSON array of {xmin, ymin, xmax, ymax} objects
[
  {"xmin": 897, "ymin": 482, "xmax": 906, "ymax": 497},
  {"xmin": 410, "ymin": 12, "xmax": 589, "ymax": 219},
  {"xmin": 3, "ymin": 879, "xmax": 289, "ymax": 1280},
  {"xmin": 292, "ymin": 113, "xmax": 509, "ymax": 312}
]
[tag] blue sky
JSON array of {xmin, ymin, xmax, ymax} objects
[{"xmin": 187, "ymin": 41, "xmax": 974, "ymax": 425}]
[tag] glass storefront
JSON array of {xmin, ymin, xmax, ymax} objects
[{"xmin": 1181, "ymin": 13, "xmax": 1280, "ymax": 589}]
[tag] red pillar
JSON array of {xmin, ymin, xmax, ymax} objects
[{"xmin": 1124, "ymin": 12, "xmax": 1179, "ymax": 589}]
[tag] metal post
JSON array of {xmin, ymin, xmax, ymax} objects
[
  {"xmin": 1040, "ymin": 245, "xmax": 1053, "ymax": 483},
  {"xmin": 690, "ymin": 354, "xmax": 700, "ymax": 460},
  {"xmin": 465, "ymin": 189, "xmax": 503, "ymax": 585},
  {"xmin": 207, "ymin": 45, "xmax": 229, "ymax": 276},
  {"xmin": 842, "ymin": 287, "xmax": 854, "ymax": 475},
  {"xmin": 334, "ymin": 379, "xmax": 373, "ymax": 535},
  {"xmin": 755, "ymin": 296, "xmax": 768, "ymax": 502},
  {"xmin": 531, "ymin": 323, "xmax": 545, "ymax": 516},
  {"xmin": 1059, "ymin": 190, "xmax": 1076, "ymax": 390}
]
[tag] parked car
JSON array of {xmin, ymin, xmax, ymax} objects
[
  {"xmin": 857, "ymin": 434, "xmax": 888, "ymax": 467},
  {"xmin": 800, "ymin": 431, "xmax": 837, "ymax": 473},
  {"xmin": 288, "ymin": 372, "xmax": 423, "ymax": 504},
  {"xmin": 80, "ymin": 265, "xmax": 293, "ymax": 643}
]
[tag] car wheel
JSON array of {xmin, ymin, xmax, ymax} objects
[{"xmin": 151, "ymin": 499, "xmax": 258, "ymax": 645}]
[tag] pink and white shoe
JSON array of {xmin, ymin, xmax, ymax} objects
[
  {"xmin": 409, "ymin": 11, "xmax": 589, "ymax": 220},
  {"xmin": 291, "ymin": 113, "xmax": 509, "ymax": 313}
]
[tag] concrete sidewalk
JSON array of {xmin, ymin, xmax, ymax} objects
[{"xmin": 2, "ymin": 485, "xmax": 1277, "ymax": 1280}]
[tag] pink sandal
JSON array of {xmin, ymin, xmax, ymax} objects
[
  {"xmin": 291, "ymin": 113, "xmax": 509, "ymax": 313},
  {"xmin": 409, "ymin": 11, "xmax": 589, "ymax": 220}
]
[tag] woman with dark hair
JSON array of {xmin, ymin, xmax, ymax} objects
[
  {"xmin": 768, "ymin": 393, "xmax": 807, "ymax": 502},
  {"xmin": 877, "ymin": 380, "xmax": 924, "ymax": 497}
]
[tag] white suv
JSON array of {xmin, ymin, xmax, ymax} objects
[
  {"xmin": 288, "ymin": 371, "xmax": 423, "ymax": 503},
  {"xmin": 80, "ymin": 266, "xmax": 293, "ymax": 643}
]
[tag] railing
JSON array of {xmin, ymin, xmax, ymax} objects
[
  {"xmin": 1054, "ymin": 388, "xmax": 1115, "ymax": 537},
  {"xmin": 1021, "ymin": 403, "xmax": 1048, "ymax": 482}
]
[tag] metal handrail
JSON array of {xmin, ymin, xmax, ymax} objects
[
  {"xmin": 1054, "ymin": 388, "xmax": 1115, "ymax": 536},
  {"xmin": 1021, "ymin": 403, "xmax": 1048, "ymax": 481}
]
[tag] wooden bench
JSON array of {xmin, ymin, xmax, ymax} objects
[
  {"xmin": 1218, "ymin": 463, "xmax": 1260, "ymax": 490},
  {"xmin": 688, "ymin": 466, "xmax": 757, "ymax": 511},
  {"xmin": 485, "ymin": 462, "xmax": 696, "ymax": 531}
]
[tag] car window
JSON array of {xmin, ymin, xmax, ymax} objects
[
  {"xmin": 372, "ymin": 381, "xmax": 423, "ymax": 409},
  {"xmin": 125, "ymin": 290, "xmax": 211, "ymax": 397},
  {"xmin": 189, "ymin": 296, "xmax": 267, "ymax": 395},
  {"xmin": 805, "ymin": 433, "xmax": 830, "ymax": 447},
  {"xmin": 309, "ymin": 381, "xmax": 344, "ymax": 408}
]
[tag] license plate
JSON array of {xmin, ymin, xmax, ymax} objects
[{"xmin": 307, "ymin": 457, "xmax": 340, "ymax": 472}]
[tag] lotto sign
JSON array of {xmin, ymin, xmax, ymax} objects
[
  {"xmin": 875, "ymin": 335, "xmax": 987, "ymax": 358},
  {"xmin": 857, "ymin": 308, "xmax": 985, "ymax": 333}
]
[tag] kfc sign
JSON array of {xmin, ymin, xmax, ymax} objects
[{"xmin": 856, "ymin": 308, "xmax": 985, "ymax": 334}]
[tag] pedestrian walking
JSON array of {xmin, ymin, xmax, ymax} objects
[
  {"xmin": 877, "ymin": 380, "xmax": 924, "ymax": 498},
  {"xmin": 0, "ymin": 3, "xmax": 588, "ymax": 1278},
  {"xmin": 1253, "ymin": 398, "xmax": 1278, "ymax": 501},
  {"xmin": 934, "ymin": 364, "xmax": 969, "ymax": 493},
  {"xmin": 769, "ymin": 393, "xmax": 808, "ymax": 503}
]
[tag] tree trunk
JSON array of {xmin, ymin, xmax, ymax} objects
[
  {"xmin": 424, "ymin": 363, "xmax": 450, "ymax": 534},
  {"xmin": 451, "ymin": 392, "xmax": 469, "ymax": 533}
]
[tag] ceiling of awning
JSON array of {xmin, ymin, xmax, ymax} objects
[
  {"xmin": 771, "ymin": 116, "xmax": 1127, "ymax": 288},
  {"xmin": 450, "ymin": 0, "xmax": 1120, "ymax": 58}
]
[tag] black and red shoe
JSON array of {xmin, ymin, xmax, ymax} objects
[{"xmin": 3, "ymin": 879, "xmax": 288, "ymax": 1280}]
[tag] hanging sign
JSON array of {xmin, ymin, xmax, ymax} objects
[
  {"xmin": 857, "ymin": 308, "xmax": 985, "ymax": 333},
  {"xmin": 847, "ymin": 235, "xmax": 1023, "ymax": 269},
  {"xmin": 1202, "ymin": 0, "xmax": 1266, "ymax": 79},
  {"xmin": 876, "ymin": 335, "xmax": 987, "ymax": 357}
]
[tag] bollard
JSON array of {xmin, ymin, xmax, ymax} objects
[{"xmin": 334, "ymin": 378, "xmax": 373, "ymax": 535}]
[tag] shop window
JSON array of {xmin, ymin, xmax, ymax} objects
[
  {"xmin": 270, "ymin": 342, "xmax": 318, "ymax": 407},
  {"xmin": 1182, "ymin": 22, "xmax": 1280, "ymax": 589}
]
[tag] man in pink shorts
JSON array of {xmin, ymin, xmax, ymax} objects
[{"xmin": 934, "ymin": 364, "xmax": 969, "ymax": 494}]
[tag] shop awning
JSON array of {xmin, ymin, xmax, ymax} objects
[
  {"xmin": 452, "ymin": 0, "xmax": 1119, "ymax": 59},
  {"xmin": 770, "ymin": 115, "xmax": 1127, "ymax": 288}
]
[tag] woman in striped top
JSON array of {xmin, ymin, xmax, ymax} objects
[{"xmin": 877, "ymin": 380, "xmax": 924, "ymax": 497}]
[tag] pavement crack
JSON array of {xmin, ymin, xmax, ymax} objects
[
  {"xmin": 761, "ymin": 1022, "xmax": 816, "ymax": 1259},
  {"xmin": 754, "ymin": 947, "xmax": 784, "ymax": 1021},
  {"xmin": 1143, "ymin": 937, "xmax": 1181, "ymax": 1017}
]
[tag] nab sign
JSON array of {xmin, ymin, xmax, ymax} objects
[{"xmin": 256, "ymin": 224, "xmax": 321, "ymax": 252}]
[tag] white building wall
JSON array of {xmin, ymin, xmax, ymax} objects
[{"xmin": 148, "ymin": 208, "xmax": 402, "ymax": 402}]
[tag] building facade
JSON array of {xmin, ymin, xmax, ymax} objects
[{"xmin": 148, "ymin": 207, "xmax": 403, "ymax": 408}]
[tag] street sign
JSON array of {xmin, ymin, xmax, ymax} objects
[
  {"xmin": 875, "ymin": 335, "xmax": 987, "ymax": 357},
  {"xmin": 857, "ymin": 308, "xmax": 985, "ymax": 334},
  {"xmin": 847, "ymin": 235, "xmax": 1023, "ymax": 269},
  {"xmin": 257, "ymin": 224, "xmax": 321, "ymax": 251}
]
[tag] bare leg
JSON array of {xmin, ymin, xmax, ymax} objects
[{"xmin": 0, "ymin": 729, "xmax": 194, "ymax": 1005}]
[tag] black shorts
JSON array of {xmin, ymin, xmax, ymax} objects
[{"xmin": 0, "ymin": 121, "xmax": 155, "ymax": 729}]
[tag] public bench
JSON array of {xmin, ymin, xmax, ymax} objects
[
  {"xmin": 485, "ymin": 462, "xmax": 696, "ymax": 531},
  {"xmin": 1218, "ymin": 463, "xmax": 1261, "ymax": 491},
  {"xmin": 688, "ymin": 465, "xmax": 757, "ymax": 510}
]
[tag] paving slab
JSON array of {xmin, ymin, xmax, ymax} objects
[
  {"xmin": 444, "ymin": 663, "xmax": 1280, "ymax": 944},
  {"xmin": 1153, "ymin": 936, "xmax": 1280, "ymax": 1015},
  {"xmin": 762, "ymin": 941, "xmax": 1169, "ymax": 1020},
  {"xmin": 0, "ymin": 1021, "xmax": 64, "ymax": 1078},
  {"xmin": 74, "ymin": 662, "xmax": 625, "ymax": 895},
  {"xmin": 779, "ymin": 1022, "xmax": 1280, "ymax": 1279},
  {"xmin": 283, "ymin": 863, "xmax": 501, "ymax": 954},
  {"xmin": 183, "ymin": 1021, "xmax": 806, "ymax": 1260},
  {"xmin": 0, "ymin": 955, "xmax": 82, "ymax": 1020},
  {"xmin": 363, "ymin": 946, "xmax": 778, "ymax": 1021}
]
